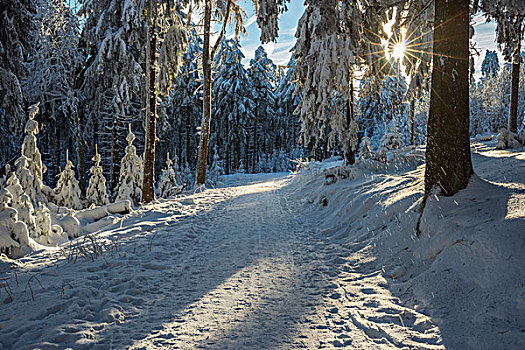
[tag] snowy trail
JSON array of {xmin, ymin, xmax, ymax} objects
[{"xmin": 0, "ymin": 170, "xmax": 445, "ymax": 349}]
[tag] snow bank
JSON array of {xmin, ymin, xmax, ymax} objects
[{"xmin": 288, "ymin": 141, "xmax": 525, "ymax": 349}]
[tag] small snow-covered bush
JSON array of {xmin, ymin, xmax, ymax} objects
[
  {"xmin": 381, "ymin": 125, "xmax": 403, "ymax": 151},
  {"xmin": 0, "ymin": 189, "xmax": 31, "ymax": 256},
  {"xmin": 157, "ymin": 153, "xmax": 183, "ymax": 197},
  {"xmin": 496, "ymin": 129, "xmax": 521, "ymax": 150},
  {"xmin": 359, "ymin": 136, "xmax": 373, "ymax": 159}
]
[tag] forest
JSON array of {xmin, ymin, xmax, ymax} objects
[{"xmin": 0, "ymin": 0, "xmax": 524, "ymax": 349}]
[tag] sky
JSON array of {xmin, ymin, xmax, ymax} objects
[{"xmin": 234, "ymin": 2, "xmax": 502, "ymax": 79}]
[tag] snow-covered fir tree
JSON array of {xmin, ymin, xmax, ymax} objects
[
  {"xmin": 78, "ymin": 0, "xmax": 146, "ymax": 191},
  {"xmin": 54, "ymin": 151, "xmax": 83, "ymax": 210},
  {"xmin": 86, "ymin": 147, "xmax": 109, "ymax": 207},
  {"xmin": 212, "ymin": 39, "xmax": 254, "ymax": 174},
  {"xmin": 247, "ymin": 46, "xmax": 277, "ymax": 173},
  {"xmin": 24, "ymin": 0, "xmax": 83, "ymax": 186},
  {"xmin": 19, "ymin": 104, "xmax": 51, "ymax": 205},
  {"xmin": 274, "ymin": 52, "xmax": 301, "ymax": 156},
  {"xmin": 157, "ymin": 153, "xmax": 182, "ymax": 198},
  {"xmin": 294, "ymin": 1, "xmax": 364, "ymax": 164},
  {"xmin": 481, "ymin": 50, "xmax": 500, "ymax": 82},
  {"xmin": 0, "ymin": 0, "xmax": 35, "ymax": 166},
  {"xmin": 115, "ymin": 126, "xmax": 143, "ymax": 205}
]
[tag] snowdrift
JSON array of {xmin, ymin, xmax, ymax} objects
[{"xmin": 288, "ymin": 140, "xmax": 525, "ymax": 349}]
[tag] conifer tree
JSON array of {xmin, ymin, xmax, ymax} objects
[
  {"xmin": 212, "ymin": 39, "xmax": 254, "ymax": 174},
  {"xmin": 115, "ymin": 126, "xmax": 143, "ymax": 205},
  {"xmin": 86, "ymin": 146, "xmax": 109, "ymax": 207},
  {"xmin": 0, "ymin": 0, "xmax": 35, "ymax": 165},
  {"xmin": 54, "ymin": 151, "xmax": 83, "ymax": 210},
  {"xmin": 247, "ymin": 46, "xmax": 276, "ymax": 172}
]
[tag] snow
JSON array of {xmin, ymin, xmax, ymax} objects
[{"xmin": 0, "ymin": 140, "xmax": 523, "ymax": 349}]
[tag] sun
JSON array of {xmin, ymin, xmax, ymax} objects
[{"xmin": 391, "ymin": 42, "xmax": 406, "ymax": 60}]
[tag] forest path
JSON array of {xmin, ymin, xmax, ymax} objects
[{"xmin": 0, "ymin": 173, "xmax": 442, "ymax": 349}]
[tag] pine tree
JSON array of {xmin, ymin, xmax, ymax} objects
[
  {"xmin": 294, "ymin": 1, "xmax": 365, "ymax": 165},
  {"xmin": 86, "ymin": 146, "xmax": 109, "ymax": 207},
  {"xmin": 78, "ymin": 0, "xmax": 147, "ymax": 192},
  {"xmin": 481, "ymin": 2, "xmax": 524, "ymax": 134},
  {"xmin": 19, "ymin": 103, "xmax": 51, "ymax": 205},
  {"xmin": 275, "ymin": 53, "xmax": 301, "ymax": 156},
  {"xmin": 54, "ymin": 151, "xmax": 83, "ymax": 210},
  {"xmin": 248, "ymin": 46, "xmax": 277, "ymax": 172},
  {"xmin": 115, "ymin": 126, "xmax": 143, "ymax": 205},
  {"xmin": 481, "ymin": 50, "xmax": 500, "ymax": 82},
  {"xmin": 0, "ymin": 0, "xmax": 35, "ymax": 166},
  {"xmin": 24, "ymin": 0, "xmax": 83, "ymax": 187},
  {"xmin": 212, "ymin": 39, "xmax": 254, "ymax": 174}
]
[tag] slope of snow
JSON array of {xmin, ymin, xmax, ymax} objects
[{"xmin": 0, "ymin": 140, "xmax": 523, "ymax": 349}]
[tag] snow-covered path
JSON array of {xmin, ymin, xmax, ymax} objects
[{"xmin": 1, "ymin": 172, "xmax": 443, "ymax": 349}]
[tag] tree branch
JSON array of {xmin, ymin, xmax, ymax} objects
[{"xmin": 211, "ymin": 0, "xmax": 233, "ymax": 60}]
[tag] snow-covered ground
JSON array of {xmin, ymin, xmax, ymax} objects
[{"xmin": 0, "ymin": 140, "xmax": 524, "ymax": 349}]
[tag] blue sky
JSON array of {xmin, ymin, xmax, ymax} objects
[{"xmin": 234, "ymin": 2, "xmax": 502, "ymax": 78}]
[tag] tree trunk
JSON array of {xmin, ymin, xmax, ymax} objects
[
  {"xmin": 194, "ymin": 0, "xmax": 212, "ymax": 186},
  {"xmin": 225, "ymin": 119, "xmax": 230, "ymax": 175},
  {"xmin": 75, "ymin": 111, "xmax": 85, "ymax": 195},
  {"xmin": 410, "ymin": 99, "xmax": 415, "ymax": 145},
  {"xmin": 425, "ymin": 0, "xmax": 472, "ymax": 196},
  {"xmin": 253, "ymin": 115, "xmax": 258, "ymax": 173},
  {"xmin": 509, "ymin": 42, "xmax": 521, "ymax": 133},
  {"xmin": 345, "ymin": 100, "xmax": 355, "ymax": 165},
  {"xmin": 111, "ymin": 119, "xmax": 119, "ymax": 196},
  {"xmin": 142, "ymin": 13, "xmax": 157, "ymax": 203},
  {"xmin": 55, "ymin": 114, "xmax": 60, "ymax": 186}
]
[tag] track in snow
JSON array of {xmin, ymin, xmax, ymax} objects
[{"xmin": 0, "ymin": 173, "xmax": 442, "ymax": 349}]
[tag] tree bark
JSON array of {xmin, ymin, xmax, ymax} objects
[
  {"xmin": 142, "ymin": 11, "xmax": 157, "ymax": 203},
  {"xmin": 509, "ymin": 41, "xmax": 521, "ymax": 133},
  {"xmin": 194, "ymin": 0, "xmax": 212, "ymax": 186},
  {"xmin": 425, "ymin": 0, "xmax": 473, "ymax": 196}
]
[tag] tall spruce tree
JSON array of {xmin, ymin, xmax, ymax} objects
[
  {"xmin": 212, "ymin": 39, "xmax": 254, "ymax": 174},
  {"xmin": 247, "ymin": 46, "xmax": 276, "ymax": 172}
]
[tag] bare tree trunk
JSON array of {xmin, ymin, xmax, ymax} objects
[
  {"xmin": 142, "ymin": 11, "xmax": 157, "ymax": 203},
  {"xmin": 194, "ymin": 0, "xmax": 212, "ymax": 186},
  {"xmin": 425, "ymin": 0, "xmax": 472, "ymax": 196},
  {"xmin": 509, "ymin": 37, "xmax": 521, "ymax": 133},
  {"xmin": 410, "ymin": 99, "xmax": 415, "ymax": 145}
]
